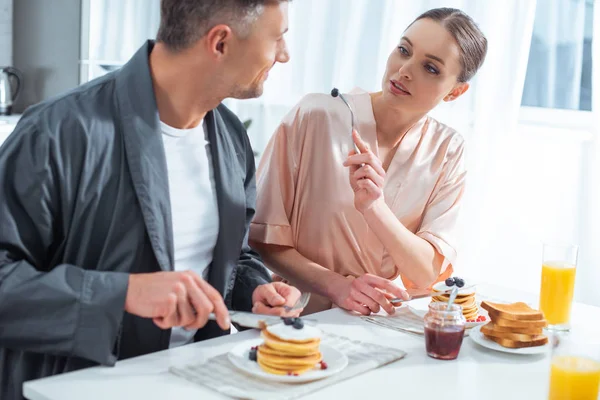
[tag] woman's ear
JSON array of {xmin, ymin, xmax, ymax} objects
[{"xmin": 443, "ymin": 82, "xmax": 470, "ymax": 102}]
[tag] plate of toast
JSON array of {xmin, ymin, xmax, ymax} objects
[{"xmin": 469, "ymin": 301, "xmax": 550, "ymax": 355}]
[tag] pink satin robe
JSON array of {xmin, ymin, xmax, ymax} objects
[{"xmin": 249, "ymin": 89, "xmax": 465, "ymax": 314}]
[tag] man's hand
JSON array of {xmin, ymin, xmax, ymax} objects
[
  {"xmin": 125, "ymin": 271, "xmax": 230, "ymax": 331},
  {"xmin": 252, "ymin": 282, "xmax": 303, "ymax": 317}
]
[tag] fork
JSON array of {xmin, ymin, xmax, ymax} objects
[{"xmin": 284, "ymin": 292, "xmax": 311, "ymax": 312}]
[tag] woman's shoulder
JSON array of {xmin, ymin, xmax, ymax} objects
[
  {"xmin": 292, "ymin": 88, "xmax": 371, "ymax": 118},
  {"xmin": 293, "ymin": 92, "xmax": 346, "ymax": 116},
  {"xmin": 423, "ymin": 115, "xmax": 466, "ymax": 156}
]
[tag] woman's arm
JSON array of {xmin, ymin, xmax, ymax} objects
[
  {"xmin": 252, "ymin": 242, "xmax": 409, "ymax": 315},
  {"xmin": 344, "ymin": 130, "xmax": 450, "ymax": 288},
  {"xmin": 362, "ymin": 200, "xmax": 444, "ymax": 287},
  {"xmin": 251, "ymin": 243, "xmax": 338, "ymax": 296}
]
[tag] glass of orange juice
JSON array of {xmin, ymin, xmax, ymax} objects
[
  {"xmin": 547, "ymin": 333, "xmax": 600, "ymax": 400},
  {"xmin": 539, "ymin": 243, "xmax": 578, "ymax": 331}
]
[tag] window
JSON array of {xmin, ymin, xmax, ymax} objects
[{"xmin": 521, "ymin": 0, "xmax": 594, "ymax": 112}]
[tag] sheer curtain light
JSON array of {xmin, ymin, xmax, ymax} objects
[
  {"xmin": 577, "ymin": 1, "xmax": 600, "ymax": 306},
  {"xmin": 521, "ymin": 0, "xmax": 588, "ymax": 110}
]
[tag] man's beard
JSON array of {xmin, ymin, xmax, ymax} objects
[{"xmin": 229, "ymin": 82, "xmax": 264, "ymax": 100}]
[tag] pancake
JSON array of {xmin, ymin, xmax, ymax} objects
[
  {"xmin": 257, "ymin": 359, "xmax": 317, "ymax": 376},
  {"xmin": 429, "ymin": 277, "xmax": 480, "ymax": 321},
  {"xmin": 251, "ymin": 319, "xmax": 325, "ymax": 376},
  {"xmin": 261, "ymin": 329, "xmax": 320, "ymax": 355}
]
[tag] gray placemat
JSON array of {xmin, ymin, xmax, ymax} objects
[
  {"xmin": 169, "ymin": 332, "xmax": 406, "ymax": 400},
  {"xmin": 360, "ymin": 296, "xmax": 510, "ymax": 336}
]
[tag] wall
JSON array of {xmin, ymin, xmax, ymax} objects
[
  {"xmin": 0, "ymin": 0, "xmax": 11, "ymax": 66},
  {"xmin": 13, "ymin": 0, "xmax": 81, "ymax": 112}
]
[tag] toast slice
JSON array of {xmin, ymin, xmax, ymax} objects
[
  {"xmin": 480, "ymin": 301, "xmax": 544, "ymax": 321},
  {"xmin": 482, "ymin": 322, "xmax": 543, "ymax": 336},
  {"xmin": 492, "ymin": 317, "xmax": 547, "ymax": 329},
  {"xmin": 485, "ymin": 334, "xmax": 548, "ymax": 349},
  {"xmin": 481, "ymin": 323, "xmax": 545, "ymax": 341}
]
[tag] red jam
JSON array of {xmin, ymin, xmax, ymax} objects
[
  {"xmin": 423, "ymin": 302, "xmax": 466, "ymax": 360},
  {"xmin": 424, "ymin": 326, "xmax": 465, "ymax": 360}
]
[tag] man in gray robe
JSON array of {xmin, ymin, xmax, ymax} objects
[{"xmin": 0, "ymin": 1, "xmax": 298, "ymax": 399}]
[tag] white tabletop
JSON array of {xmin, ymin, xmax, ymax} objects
[{"xmin": 23, "ymin": 283, "xmax": 600, "ymax": 400}]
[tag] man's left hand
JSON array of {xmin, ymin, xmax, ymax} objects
[{"xmin": 252, "ymin": 282, "xmax": 303, "ymax": 317}]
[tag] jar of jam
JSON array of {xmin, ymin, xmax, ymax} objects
[{"xmin": 424, "ymin": 302, "xmax": 466, "ymax": 360}]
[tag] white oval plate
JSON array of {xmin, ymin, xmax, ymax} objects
[
  {"xmin": 469, "ymin": 325, "xmax": 551, "ymax": 355},
  {"xmin": 407, "ymin": 297, "xmax": 489, "ymax": 329},
  {"xmin": 228, "ymin": 338, "xmax": 348, "ymax": 383}
]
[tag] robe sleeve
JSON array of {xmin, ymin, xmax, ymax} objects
[
  {"xmin": 249, "ymin": 104, "xmax": 305, "ymax": 248},
  {"xmin": 0, "ymin": 118, "xmax": 128, "ymax": 366},
  {"xmin": 416, "ymin": 135, "xmax": 467, "ymax": 274},
  {"xmin": 230, "ymin": 122, "xmax": 273, "ymax": 312}
]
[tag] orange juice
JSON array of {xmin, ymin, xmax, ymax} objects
[
  {"xmin": 539, "ymin": 261, "xmax": 576, "ymax": 325},
  {"xmin": 548, "ymin": 356, "xmax": 600, "ymax": 400}
]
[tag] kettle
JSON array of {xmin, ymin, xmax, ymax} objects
[{"xmin": 0, "ymin": 67, "xmax": 23, "ymax": 116}]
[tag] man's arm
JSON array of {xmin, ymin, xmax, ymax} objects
[
  {"xmin": 0, "ymin": 120, "xmax": 128, "ymax": 366},
  {"xmin": 229, "ymin": 131, "xmax": 271, "ymax": 312}
]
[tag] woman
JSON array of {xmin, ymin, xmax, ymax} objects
[{"xmin": 249, "ymin": 8, "xmax": 488, "ymax": 316}]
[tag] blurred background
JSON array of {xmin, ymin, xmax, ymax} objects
[{"xmin": 1, "ymin": 0, "xmax": 598, "ymax": 306}]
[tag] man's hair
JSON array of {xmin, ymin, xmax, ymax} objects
[{"xmin": 157, "ymin": 0, "xmax": 290, "ymax": 51}]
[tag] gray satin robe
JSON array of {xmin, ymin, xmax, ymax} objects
[{"xmin": 0, "ymin": 40, "xmax": 270, "ymax": 400}]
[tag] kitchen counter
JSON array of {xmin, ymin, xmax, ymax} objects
[{"xmin": 0, "ymin": 113, "xmax": 21, "ymax": 146}]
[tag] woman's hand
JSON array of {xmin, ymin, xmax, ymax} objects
[
  {"xmin": 343, "ymin": 130, "xmax": 386, "ymax": 214},
  {"xmin": 329, "ymin": 273, "xmax": 409, "ymax": 316}
]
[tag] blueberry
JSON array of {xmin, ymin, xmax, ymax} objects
[
  {"xmin": 454, "ymin": 277, "xmax": 465, "ymax": 288},
  {"xmin": 249, "ymin": 348, "xmax": 257, "ymax": 362},
  {"xmin": 283, "ymin": 317, "xmax": 294, "ymax": 326},
  {"xmin": 445, "ymin": 277, "xmax": 455, "ymax": 287},
  {"xmin": 292, "ymin": 318, "xmax": 304, "ymax": 329}
]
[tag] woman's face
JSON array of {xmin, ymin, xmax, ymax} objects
[{"xmin": 380, "ymin": 18, "xmax": 468, "ymax": 114}]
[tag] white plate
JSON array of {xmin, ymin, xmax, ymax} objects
[
  {"xmin": 228, "ymin": 338, "xmax": 348, "ymax": 383},
  {"xmin": 407, "ymin": 297, "xmax": 489, "ymax": 329},
  {"xmin": 469, "ymin": 325, "xmax": 551, "ymax": 355}
]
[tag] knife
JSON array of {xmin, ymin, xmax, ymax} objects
[
  {"xmin": 389, "ymin": 284, "xmax": 476, "ymax": 305},
  {"xmin": 208, "ymin": 311, "xmax": 317, "ymax": 329}
]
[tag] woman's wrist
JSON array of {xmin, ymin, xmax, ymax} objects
[
  {"xmin": 323, "ymin": 273, "xmax": 352, "ymax": 301},
  {"xmin": 362, "ymin": 197, "xmax": 389, "ymax": 223}
]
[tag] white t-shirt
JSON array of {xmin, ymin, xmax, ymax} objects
[{"xmin": 160, "ymin": 119, "xmax": 220, "ymax": 348}]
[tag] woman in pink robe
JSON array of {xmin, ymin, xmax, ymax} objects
[{"xmin": 249, "ymin": 8, "xmax": 488, "ymax": 315}]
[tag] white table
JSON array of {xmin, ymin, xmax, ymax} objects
[{"xmin": 23, "ymin": 284, "xmax": 600, "ymax": 400}]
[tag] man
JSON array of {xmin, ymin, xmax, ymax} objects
[{"xmin": 0, "ymin": 1, "xmax": 295, "ymax": 398}]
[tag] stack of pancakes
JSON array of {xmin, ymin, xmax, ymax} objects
[
  {"xmin": 257, "ymin": 323, "xmax": 323, "ymax": 376},
  {"xmin": 431, "ymin": 288, "xmax": 478, "ymax": 321},
  {"xmin": 480, "ymin": 301, "xmax": 548, "ymax": 349}
]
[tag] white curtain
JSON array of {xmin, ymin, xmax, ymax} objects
[
  {"xmin": 226, "ymin": 0, "xmax": 538, "ymax": 291},
  {"xmin": 521, "ymin": 0, "xmax": 589, "ymax": 110},
  {"xmin": 88, "ymin": 0, "xmax": 161, "ymax": 62},
  {"xmin": 578, "ymin": 2, "xmax": 600, "ymax": 306}
]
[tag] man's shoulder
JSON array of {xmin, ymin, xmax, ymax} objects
[{"xmin": 19, "ymin": 73, "xmax": 118, "ymax": 136}]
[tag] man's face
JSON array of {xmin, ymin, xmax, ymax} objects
[{"xmin": 225, "ymin": 2, "xmax": 290, "ymax": 99}]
